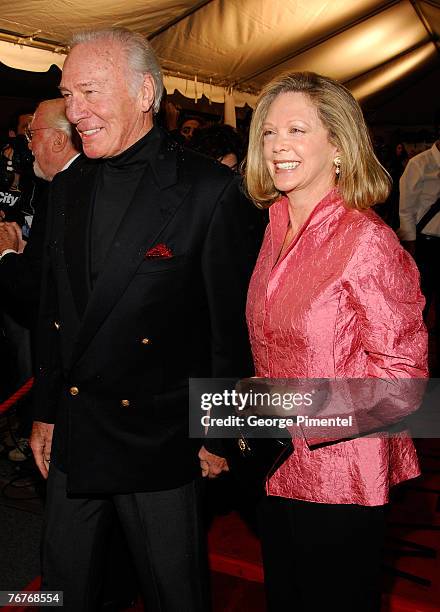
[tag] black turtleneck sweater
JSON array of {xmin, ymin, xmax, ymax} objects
[{"xmin": 90, "ymin": 126, "xmax": 161, "ymax": 286}]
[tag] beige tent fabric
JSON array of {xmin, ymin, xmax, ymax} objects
[
  {"xmin": 0, "ymin": 0, "xmax": 198, "ymax": 41},
  {"xmin": 223, "ymin": 88, "xmax": 237, "ymax": 127},
  {"xmin": 349, "ymin": 42, "xmax": 436, "ymax": 100},
  {"xmin": 0, "ymin": 40, "xmax": 65, "ymax": 71},
  {"xmin": 153, "ymin": 0, "xmax": 430, "ymax": 89},
  {"xmin": 241, "ymin": 2, "xmax": 428, "ymax": 87},
  {"xmin": 0, "ymin": 0, "xmax": 439, "ymax": 108}
]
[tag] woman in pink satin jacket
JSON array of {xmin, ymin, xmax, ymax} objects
[{"xmin": 244, "ymin": 72, "xmax": 428, "ymax": 612}]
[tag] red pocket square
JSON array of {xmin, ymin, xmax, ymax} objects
[{"xmin": 144, "ymin": 243, "xmax": 173, "ymax": 258}]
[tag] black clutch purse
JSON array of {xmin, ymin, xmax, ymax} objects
[{"xmin": 224, "ymin": 423, "xmax": 293, "ymax": 498}]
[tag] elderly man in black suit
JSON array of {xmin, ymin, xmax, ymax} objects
[
  {"xmin": 0, "ymin": 99, "xmax": 81, "ymax": 324},
  {"xmin": 0, "ymin": 99, "xmax": 81, "ymax": 460},
  {"xmin": 30, "ymin": 28, "xmax": 255, "ymax": 611}
]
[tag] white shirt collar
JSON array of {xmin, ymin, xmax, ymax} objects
[{"xmin": 61, "ymin": 153, "xmax": 81, "ymax": 172}]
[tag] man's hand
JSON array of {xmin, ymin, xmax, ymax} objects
[
  {"xmin": 0, "ymin": 221, "xmax": 24, "ymax": 253},
  {"xmin": 30, "ymin": 421, "xmax": 54, "ymax": 479},
  {"xmin": 199, "ymin": 445, "xmax": 229, "ymax": 479}
]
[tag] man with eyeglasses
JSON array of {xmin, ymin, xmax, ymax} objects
[
  {"xmin": 0, "ymin": 99, "xmax": 81, "ymax": 319},
  {"xmin": 0, "ymin": 99, "xmax": 81, "ymax": 462},
  {"xmin": 24, "ymin": 100, "xmax": 81, "ymax": 181}
]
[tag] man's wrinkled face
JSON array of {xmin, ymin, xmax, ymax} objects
[{"xmin": 60, "ymin": 40, "xmax": 154, "ymax": 158}]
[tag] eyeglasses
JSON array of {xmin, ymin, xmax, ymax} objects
[{"xmin": 24, "ymin": 126, "xmax": 53, "ymax": 143}]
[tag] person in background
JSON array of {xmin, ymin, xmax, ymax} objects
[
  {"xmin": 0, "ymin": 111, "xmax": 36, "ymax": 233},
  {"xmin": 378, "ymin": 141, "xmax": 409, "ymax": 229},
  {"xmin": 205, "ymin": 71, "xmax": 427, "ymax": 612},
  {"xmin": 166, "ymin": 113, "xmax": 203, "ymax": 146},
  {"xmin": 0, "ymin": 109, "xmax": 37, "ymax": 459},
  {"xmin": 0, "ymin": 99, "xmax": 81, "ymax": 462},
  {"xmin": 398, "ymin": 137, "xmax": 440, "ymax": 373},
  {"xmin": 190, "ymin": 123, "xmax": 244, "ymax": 172},
  {"xmin": 179, "ymin": 115, "xmax": 203, "ymax": 142},
  {"xmin": 0, "ymin": 98, "xmax": 81, "ymax": 325},
  {"xmin": 393, "ymin": 142, "xmax": 409, "ymax": 171}
]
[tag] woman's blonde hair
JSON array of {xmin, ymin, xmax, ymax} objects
[{"xmin": 244, "ymin": 71, "xmax": 391, "ymax": 210}]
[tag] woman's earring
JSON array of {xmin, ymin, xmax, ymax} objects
[{"xmin": 334, "ymin": 156, "xmax": 341, "ymax": 176}]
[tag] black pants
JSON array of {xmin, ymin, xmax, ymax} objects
[
  {"xmin": 1, "ymin": 311, "xmax": 33, "ymax": 437},
  {"xmin": 41, "ymin": 466, "xmax": 210, "ymax": 611},
  {"xmin": 416, "ymin": 234, "xmax": 440, "ymax": 308},
  {"xmin": 416, "ymin": 235, "xmax": 440, "ymax": 374},
  {"xmin": 257, "ymin": 495, "xmax": 386, "ymax": 612}
]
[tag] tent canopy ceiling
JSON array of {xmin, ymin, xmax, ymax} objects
[{"xmin": 0, "ymin": 0, "xmax": 439, "ymax": 117}]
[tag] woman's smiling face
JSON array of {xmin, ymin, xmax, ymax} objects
[{"xmin": 263, "ymin": 91, "xmax": 338, "ymax": 202}]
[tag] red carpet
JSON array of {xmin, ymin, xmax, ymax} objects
[
  {"xmin": 381, "ymin": 439, "xmax": 440, "ymax": 611},
  {"xmin": 208, "ymin": 439, "xmax": 440, "ymax": 612},
  {"xmin": 2, "ymin": 441, "xmax": 439, "ymax": 612}
]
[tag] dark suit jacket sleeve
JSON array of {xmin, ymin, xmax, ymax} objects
[
  {"xmin": 201, "ymin": 176, "xmax": 257, "ymax": 457},
  {"xmin": 201, "ymin": 176, "xmax": 256, "ymax": 378},
  {"xmin": 32, "ymin": 184, "xmax": 62, "ymax": 424}
]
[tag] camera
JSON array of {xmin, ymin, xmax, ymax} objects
[{"xmin": 0, "ymin": 135, "xmax": 34, "ymax": 226}]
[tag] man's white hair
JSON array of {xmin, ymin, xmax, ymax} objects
[
  {"xmin": 70, "ymin": 28, "xmax": 164, "ymax": 114},
  {"xmin": 35, "ymin": 99, "xmax": 72, "ymax": 137}
]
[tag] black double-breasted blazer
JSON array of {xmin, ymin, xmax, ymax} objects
[{"xmin": 34, "ymin": 129, "xmax": 257, "ymax": 495}]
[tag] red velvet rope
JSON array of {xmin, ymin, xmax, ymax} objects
[{"xmin": 0, "ymin": 377, "xmax": 34, "ymax": 414}]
